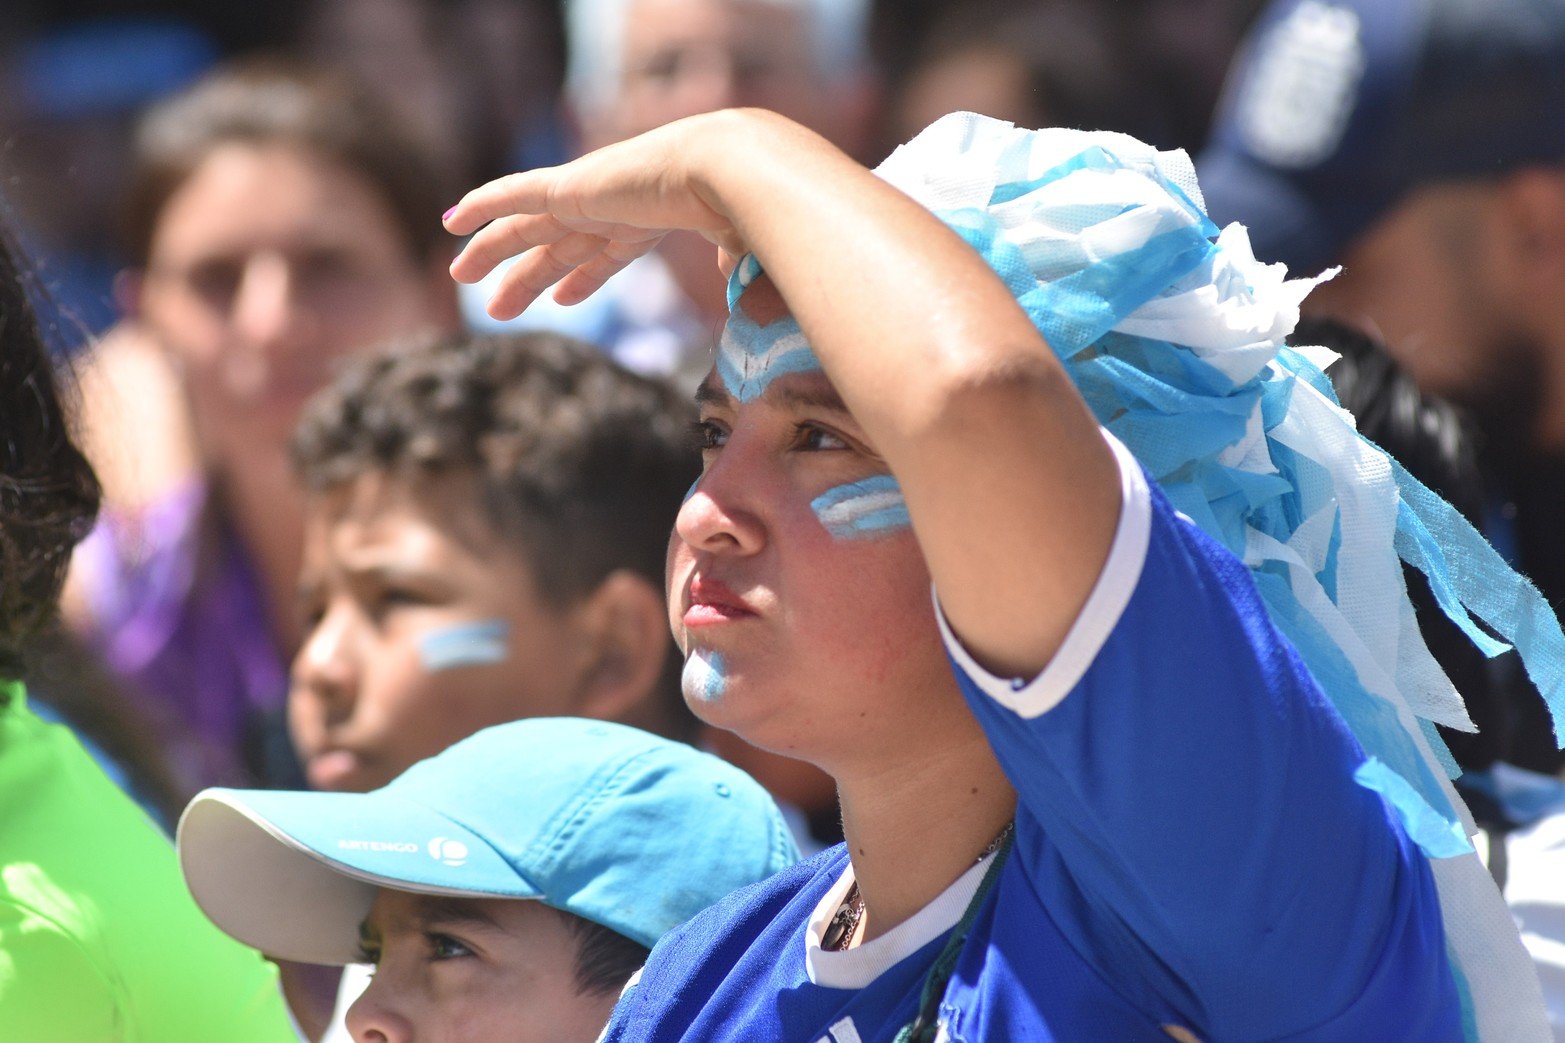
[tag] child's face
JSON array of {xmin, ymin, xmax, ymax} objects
[
  {"xmin": 289, "ymin": 470, "xmax": 590, "ymax": 792},
  {"xmin": 665, "ymin": 277, "xmax": 959, "ymax": 766},
  {"xmin": 347, "ymin": 891, "xmax": 616, "ymax": 1042}
]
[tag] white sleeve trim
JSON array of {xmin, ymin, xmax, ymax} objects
[{"xmin": 934, "ymin": 430, "xmax": 1152, "ymax": 719}]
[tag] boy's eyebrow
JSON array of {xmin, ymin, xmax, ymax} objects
[
  {"xmin": 338, "ymin": 556, "xmax": 440, "ymax": 586},
  {"xmin": 413, "ymin": 897, "xmax": 505, "ymax": 932}
]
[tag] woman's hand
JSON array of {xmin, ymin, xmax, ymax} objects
[{"xmin": 444, "ymin": 112, "xmax": 753, "ymax": 320}]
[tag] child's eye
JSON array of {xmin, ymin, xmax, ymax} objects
[
  {"xmin": 354, "ymin": 942, "xmax": 381, "ymax": 966},
  {"xmin": 368, "ymin": 588, "xmax": 427, "ymax": 621},
  {"xmin": 688, "ymin": 419, "xmax": 729, "ymax": 452},
  {"xmin": 427, "ymin": 933, "xmax": 474, "ymax": 960},
  {"xmin": 796, "ymin": 424, "xmax": 848, "ymax": 451}
]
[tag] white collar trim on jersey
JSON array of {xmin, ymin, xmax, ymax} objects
[{"xmin": 804, "ymin": 852, "xmax": 994, "ymax": 990}]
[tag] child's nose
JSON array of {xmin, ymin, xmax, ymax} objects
[{"xmin": 292, "ymin": 608, "xmax": 359, "ymax": 716}]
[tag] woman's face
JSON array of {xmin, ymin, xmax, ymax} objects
[
  {"xmin": 665, "ymin": 278, "xmax": 957, "ymax": 767},
  {"xmin": 136, "ymin": 142, "xmax": 443, "ymax": 459}
]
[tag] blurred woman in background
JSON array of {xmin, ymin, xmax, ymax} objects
[{"xmin": 64, "ymin": 60, "xmax": 458, "ymax": 793}]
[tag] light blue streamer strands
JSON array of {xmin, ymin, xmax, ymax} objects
[
  {"xmin": 811, "ymin": 475, "xmax": 911, "ymax": 539},
  {"xmin": 418, "ymin": 620, "xmax": 511, "ymax": 673},
  {"xmin": 860, "ymin": 111, "xmax": 1562, "ymax": 1041}
]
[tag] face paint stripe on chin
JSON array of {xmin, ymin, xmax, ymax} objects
[
  {"xmin": 810, "ymin": 475, "xmax": 911, "ymax": 539},
  {"xmin": 683, "ymin": 649, "xmax": 726, "ymax": 703},
  {"xmin": 417, "ymin": 619, "xmax": 511, "ymax": 672},
  {"xmin": 716, "ymin": 311, "xmax": 821, "ymax": 402}
]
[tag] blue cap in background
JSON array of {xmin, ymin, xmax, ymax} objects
[
  {"xmin": 177, "ymin": 717, "xmax": 799, "ymax": 964},
  {"xmin": 1197, "ymin": 0, "xmax": 1565, "ymax": 275}
]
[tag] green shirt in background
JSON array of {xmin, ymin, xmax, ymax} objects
[{"xmin": 0, "ymin": 681, "xmax": 296, "ymax": 1041}]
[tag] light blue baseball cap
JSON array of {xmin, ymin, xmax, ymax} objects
[{"xmin": 176, "ymin": 718, "xmax": 799, "ymax": 964}]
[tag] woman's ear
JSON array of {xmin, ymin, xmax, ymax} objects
[{"xmin": 571, "ymin": 569, "xmax": 677, "ymax": 727}]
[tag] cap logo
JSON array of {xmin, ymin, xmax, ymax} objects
[
  {"xmin": 1237, "ymin": 0, "xmax": 1364, "ymax": 168},
  {"xmin": 428, "ymin": 836, "xmax": 469, "ymax": 867},
  {"xmin": 338, "ymin": 839, "xmax": 418, "ymax": 853}
]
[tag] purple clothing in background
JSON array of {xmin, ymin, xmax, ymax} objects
[{"xmin": 75, "ymin": 480, "xmax": 287, "ymax": 790}]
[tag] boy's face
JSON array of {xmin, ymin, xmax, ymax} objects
[
  {"xmin": 665, "ymin": 277, "xmax": 960, "ymax": 767},
  {"xmin": 290, "ymin": 469, "xmax": 590, "ymax": 792},
  {"xmin": 347, "ymin": 891, "xmax": 617, "ymax": 1042}
]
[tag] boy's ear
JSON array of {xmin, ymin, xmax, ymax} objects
[{"xmin": 571, "ymin": 570, "xmax": 673, "ymax": 725}]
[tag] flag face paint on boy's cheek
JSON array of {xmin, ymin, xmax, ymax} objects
[
  {"xmin": 716, "ymin": 312, "xmax": 820, "ymax": 402},
  {"xmin": 417, "ymin": 619, "xmax": 511, "ymax": 672},
  {"xmin": 683, "ymin": 649, "xmax": 726, "ymax": 702},
  {"xmin": 811, "ymin": 475, "xmax": 911, "ymax": 540}
]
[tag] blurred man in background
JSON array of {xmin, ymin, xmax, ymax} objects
[
  {"xmin": 462, "ymin": 0, "xmax": 878, "ymax": 387},
  {"xmin": 1200, "ymin": 0, "xmax": 1565, "ymax": 1031}
]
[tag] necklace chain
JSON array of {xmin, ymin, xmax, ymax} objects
[{"xmin": 822, "ymin": 820, "xmax": 1014, "ymax": 953}]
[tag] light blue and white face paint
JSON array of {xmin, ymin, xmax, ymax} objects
[
  {"xmin": 716, "ymin": 310, "xmax": 822, "ymax": 403},
  {"xmin": 811, "ymin": 475, "xmax": 911, "ymax": 540},
  {"xmin": 417, "ymin": 619, "xmax": 511, "ymax": 673},
  {"xmin": 682, "ymin": 648, "xmax": 727, "ymax": 703},
  {"xmin": 719, "ymin": 253, "xmax": 822, "ymax": 401}
]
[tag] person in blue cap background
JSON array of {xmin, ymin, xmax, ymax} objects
[
  {"xmin": 178, "ymin": 716, "xmax": 798, "ymax": 1042},
  {"xmin": 1199, "ymin": 0, "xmax": 1565, "ymax": 1031},
  {"xmin": 440, "ymin": 103, "xmax": 1565, "ymax": 1039}
]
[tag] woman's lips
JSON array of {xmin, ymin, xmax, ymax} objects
[{"xmin": 684, "ymin": 576, "xmax": 757, "ymax": 627}]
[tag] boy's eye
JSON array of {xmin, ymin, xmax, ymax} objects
[
  {"xmin": 368, "ymin": 587, "xmax": 428, "ymax": 621},
  {"xmin": 354, "ymin": 942, "xmax": 381, "ymax": 966},
  {"xmin": 688, "ymin": 419, "xmax": 728, "ymax": 452},
  {"xmin": 428, "ymin": 932, "xmax": 474, "ymax": 960}
]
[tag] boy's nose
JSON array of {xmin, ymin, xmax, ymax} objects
[
  {"xmin": 292, "ymin": 609, "xmax": 359, "ymax": 718},
  {"xmin": 345, "ymin": 978, "xmax": 411, "ymax": 1043}
]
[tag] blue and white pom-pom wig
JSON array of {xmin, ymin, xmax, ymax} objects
[{"xmin": 734, "ymin": 113, "xmax": 1565, "ymax": 1040}]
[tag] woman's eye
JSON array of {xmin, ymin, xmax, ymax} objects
[
  {"xmin": 688, "ymin": 419, "xmax": 728, "ymax": 452},
  {"xmin": 428, "ymin": 933, "xmax": 474, "ymax": 960},
  {"xmin": 798, "ymin": 425, "xmax": 848, "ymax": 451}
]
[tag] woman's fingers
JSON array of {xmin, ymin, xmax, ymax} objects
[
  {"xmin": 480, "ymin": 235, "xmax": 658, "ymax": 319},
  {"xmin": 442, "ymin": 169, "xmax": 560, "ymax": 237},
  {"xmin": 449, "ymin": 213, "xmax": 575, "ymax": 284},
  {"xmin": 552, "ymin": 240, "xmax": 659, "ymax": 307}
]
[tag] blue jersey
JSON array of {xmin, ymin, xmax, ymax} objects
[{"xmin": 606, "ymin": 439, "xmax": 1459, "ymax": 1041}]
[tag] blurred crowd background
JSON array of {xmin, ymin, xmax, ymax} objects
[
  {"xmin": 0, "ymin": 0, "xmax": 1263, "ymax": 356},
  {"xmin": 10, "ymin": 0, "xmax": 1565, "ymax": 1034},
  {"xmin": 0, "ymin": 0, "xmax": 1273, "ymax": 822}
]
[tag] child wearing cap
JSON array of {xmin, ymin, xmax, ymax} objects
[
  {"xmin": 179, "ymin": 716, "xmax": 798, "ymax": 1041},
  {"xmin": 281, "ymin": 328, "xmax": 711, "ymax": 1034},
  {"xmin": 443, "ymin": 110, "xmax": 1563, "ymax": 1039}
]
